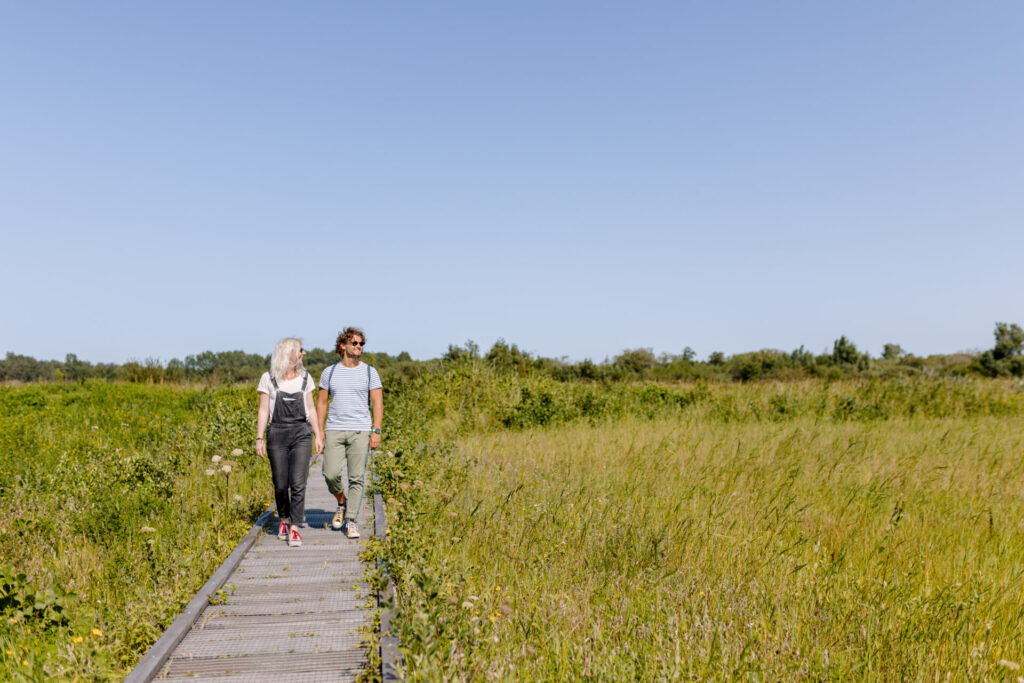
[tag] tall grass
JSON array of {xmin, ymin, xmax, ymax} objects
[
  {"xmin": 376, "ymin": 372, "xmax": 1024, "ymax": 679},
  {"xmin": 0, "ymin": 382, "xmax": 267, "ymax": 680}
]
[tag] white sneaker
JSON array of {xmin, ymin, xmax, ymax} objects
[
  {"xmin": 342, "ymin": 520, "xmax": 360, "ymax": 539},
  {"xmin": 277, "ymin": 520, "xmax": 289, "ymax": 540},
  {"xmin": 332, "ymin": 504, "xmax": 345, "ymax": 530},
  {"xmin": 288, "ymin": 527, "xmax": 302, "ymax": 547}
]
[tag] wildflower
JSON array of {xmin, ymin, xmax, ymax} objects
[
  {"xmin": 205, "ymin": 469, "xmax": 216, "ymax": 476},
  {"xmin": 233, "ymin": 494, "xmax": 244, "ymax": 503},
  {"xmin": 1000, "ymin": 660, "xmax": 1021, "ymax": 671},
  {"xmin": 120, "ymin": 423, "xmax": 129, "ymax": 427},
  {"xmin": 140, "ymin": 526, "xmax": 156, "ymax": 534},
  {"xmin": 221, "ymin": 465, "xmax": 232, "ymax": 474},
  {"xmin": 91, "ymin": 425, "xmax": 99, "ymax": 431},
  {"xmin": 72, "ymin": 636, "xmax": 83, "ymax": 644},
  {"xmin": 461, "ymin": 601, "xmax": 474, "ymax": 610},
  {"xmin": 4, "ymin": 649, "xmax": 11, "ymax": 655},
  {"xmin": 91, "ymin": 628, "xmax": 103, "ymax": 637},
  {"xmin": 495, "ymin": 585, "xmax": 501, "ymax": 592},
  {"xmin": 23, "ymin": 660, "xmax": 29, "ymax": 666},
  {"xmin": 211, "ymin": 455, "xmax": 222, "ymax": 464},
  {"xmin": 489, "ymin": 614, "xmax": 496, "ymax": 623},
  {"xmin": 231, "ymin": 448, "xmax": 244, "ymax": 457}
]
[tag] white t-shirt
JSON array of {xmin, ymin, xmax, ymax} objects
[
  {"xmin": 318, "ymin": 362, "xmax": 382, "ymax": 430},
  {"xmin": 257, "ymin": 371, "xmax": 315, "ymax": 422}
]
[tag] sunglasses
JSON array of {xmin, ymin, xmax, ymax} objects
[
  {"xmin": 299, "ymin": 348, "xmax": 306, "ymax": 353},
  {"xmin": 349, "ymin": 341, "xmax": 365, "ymax": 347}
]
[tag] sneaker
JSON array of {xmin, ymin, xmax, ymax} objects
[
  {"xmin": 277, "ymin": 520, "xmax": 289, "ymax": 540},
  {"xmin": 342, "ymin": 520, "xmax": 360, "ymax": 539},
  {"xmin": 288, "ymin": 527, "xmax": 302, "ymax": 547},
  {"xmin": 332, "ymin": 503, "xmax": 346, "ymax": 530}
]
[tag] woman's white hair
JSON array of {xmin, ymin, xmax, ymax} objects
[{"xmin": 270, "ymin": 337, "xmax": 303, "ymax": 382}]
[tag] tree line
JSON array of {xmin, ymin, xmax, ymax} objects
[{"xmin": 2, "ymin": 323, "xmax": 1022, "ymax": 384}]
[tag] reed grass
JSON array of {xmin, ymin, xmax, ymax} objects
[{"xmin": 378, "ymin": 376, "xmax": 1024, "ymax": 680}]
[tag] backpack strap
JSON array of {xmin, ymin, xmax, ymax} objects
[
  {"xmin": 366, "ymin": 364, "xmax": 372, "ymax": 409},
  {"xmin": 327, "ymin": 363, "xmax": 338, "ymax": 398}
]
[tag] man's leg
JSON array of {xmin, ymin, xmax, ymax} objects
[
  {"xmin": 322, "ymin": 430, "xmax": 347, "ymax": 500},
  {"xmin": 344, "ymin": 431, "xmax": 371, "ymax": 522}
]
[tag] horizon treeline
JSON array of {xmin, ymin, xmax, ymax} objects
[{"xmin": 2, "ymin": 322, "xmax": 1022, "ymax": 385}]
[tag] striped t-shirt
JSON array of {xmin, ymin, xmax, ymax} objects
[{"xmin": 318, "ymin": 362, "xmax": 382, "ymax": 430}]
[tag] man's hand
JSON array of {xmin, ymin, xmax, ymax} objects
[
  {"xmin": 315, "ymin": 433, "xmax": 325, "ymax": 454},
  {"xmin": 370, "ymin": 433, "xmax": 381, "ymax": 450}
]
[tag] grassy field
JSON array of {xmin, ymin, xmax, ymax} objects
[
  {"xmin": 376, "ymin": 373, "xmax": 1024, "ymax": 680},
  {"xmin": 4, "ymin": 373, "xmax": 1024, "ymax": 680},
  {"xmin": 0, "ymin": 383, "xmax": 267, "ymax": 680}
]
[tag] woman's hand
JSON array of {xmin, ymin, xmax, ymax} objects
[{"xmin": 255, "ymin": 438, "xmax": 267, "ymax": 458}]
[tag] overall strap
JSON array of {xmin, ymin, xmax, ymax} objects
[
  {"xmin": 269, "ymin": 373, "xmax": 278, "ymax": 390},
  {"xmin": 301, "ymin": 371, "xmax": 308, "ymax": 392}
]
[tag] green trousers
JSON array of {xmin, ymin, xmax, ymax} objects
[{"xmin": 323, "ymin": 430, "xmax": 371, "ymax": 522}]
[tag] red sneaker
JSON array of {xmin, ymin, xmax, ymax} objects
[
  {"xmin": 277, "ymin": 520, "xmax": 289, "ymax": 540},
  {"xmin": 288, "ymin": 527, "xmax": 302, "ymax": 547}
]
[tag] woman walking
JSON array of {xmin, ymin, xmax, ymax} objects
[{"xmin": 255, "ymin": 338, "xmax": 324, "ymax": 547}]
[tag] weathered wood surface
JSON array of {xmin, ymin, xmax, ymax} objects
[{"xmin": 155, "ymin": 459, "xmax": 373, "ymax": 681}]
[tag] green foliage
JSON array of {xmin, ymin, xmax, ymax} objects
[
  {"xmin": 0, "ymin": 383, "xmax": 270, "ymax": 678},
  {"xmin": 993, "ymin": 322, "xmax": 1024, "ymax": 360},
  {"xmin": 881, "ymin": 343, "xmax": 904, "ymax": 360},
  {"xmin": 376, "ymin": 373, "xmax": 1024, "ymax": 679},
  {"xmin": 973, "ymin": 322, "xmax": 1024, "ymax": 377},
  {"xmin": 0, "ymin": 568, "xmax": 75, "ymax": 628}
]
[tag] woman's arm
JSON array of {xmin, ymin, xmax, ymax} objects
[
  {"xmin": 256, "ymin": 392, "xmax": 270, "ymax": 457},
  {"xmin": 307, "ymin": 390, "xmax": 325, "ymax": 454}
]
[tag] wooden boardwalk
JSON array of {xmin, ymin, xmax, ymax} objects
[{"xmin": 154, "ymin": 458, "xmax": 373, "ymax": 682}]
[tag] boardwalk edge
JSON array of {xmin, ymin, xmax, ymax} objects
[
  {"xmin": 373, "ymin": 488, "xmax": 403, "ymax": 682},
  {"xmin": 122, "ymin": 506, "xmax": 275, "ymax": 682}
]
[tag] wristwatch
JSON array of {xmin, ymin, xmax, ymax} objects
[{"xmin": 372, "ymin": 428, "xmax": 381, "ymax": 435}]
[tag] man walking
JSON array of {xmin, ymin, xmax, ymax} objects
[{"xmin": 317, "ymin": 327, "xmax": 383, "ymax": 539}]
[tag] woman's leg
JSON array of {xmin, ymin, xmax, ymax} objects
[
  {"xmin": 287, "ymin": 427, "xmax": 312, "ymax": 526},
  {"xmin": 266, "ymin": 427, "xmax": 291, "ymax": 521}
]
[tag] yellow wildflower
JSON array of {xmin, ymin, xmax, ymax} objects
[
  {"xmin": 91, "ymin": 628, "xmax": 103, "ymax": 637},
  {"xmin": 72, "ymin": 636, "xmax": 83, "ymax": 644}
]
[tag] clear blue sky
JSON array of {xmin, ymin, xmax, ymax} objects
[{"xmin": 2, "ymin": 2, "xmax": 1021, "ymax": 364}]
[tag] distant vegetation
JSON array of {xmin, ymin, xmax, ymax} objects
[{"xmin": 2, "ymin": 322, "xmax": 1023, "ymax": 385}]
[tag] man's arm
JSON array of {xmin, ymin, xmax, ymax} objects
[
  {"xmin": 369, "ymin": 387, "xmax": 383, "ymax": 450},
  {"xmin": 316, "ymin": 388, "xmax": 330, "ymax": 437}
]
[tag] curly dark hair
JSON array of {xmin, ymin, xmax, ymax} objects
[{"xmin": 334, "ymin": 327, "xmax": 366, "ymax": 355}]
